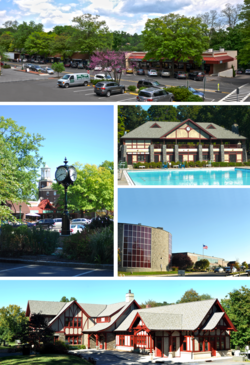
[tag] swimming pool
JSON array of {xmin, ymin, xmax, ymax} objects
[{"xmin": 126, "ymin": 168, "xmax": 250, "ymax": 186}]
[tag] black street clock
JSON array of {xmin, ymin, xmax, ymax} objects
[{"xmin": 55, "ymin": 158, "xmax": 77, "ymax": 235}]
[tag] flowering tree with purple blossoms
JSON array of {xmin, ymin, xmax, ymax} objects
[{"xmin": 90, "ymin": 50, "xmax": 126, "ymax": 85}]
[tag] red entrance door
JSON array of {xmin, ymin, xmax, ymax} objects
[
  {"xmin": 156, "ymin": 337, "xmax": 162, "ymax": 357},
  {"xmin": 210, "ymin": 337, "xmax": 216, "ymax": 356}
]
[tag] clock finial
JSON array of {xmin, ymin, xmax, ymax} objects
[{"xmin": 64, "ymin": 157, "xmax": 68, "ymax": 165}]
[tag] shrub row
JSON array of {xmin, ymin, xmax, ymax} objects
[
  {"xmin": 2, "ymin": 64, "xmax": 11, "ymax": 69},
  {"xmin": 90, "ymin": 79, "xmax": 113, "ymax": 85},
  {"xmin": 0, "ymin": 225, "xmax": 59, "ymax": 256},
  {"xmin": 133, "ymin": 161, "xmax": 250, "ymax": 169},
  {"xmin": 163, "ymin": 87, "xmax": 203, "ymax": 102}
]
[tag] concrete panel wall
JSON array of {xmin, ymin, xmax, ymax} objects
[{"xmin": 151, "ymin": 228, "xmax": 170, "ymax": 271}]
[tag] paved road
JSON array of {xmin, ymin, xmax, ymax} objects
[
  {"xmin": 1, "ymin": 66, "xmax": 249, "ymax": 102},
  {"xmin": 0, "ymin": 262, "xmax": 113, "ymax": 277}
]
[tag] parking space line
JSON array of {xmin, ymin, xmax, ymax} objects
[
  {"xmin": 0, "ymin": 265, "xmax": 33, "ymax": 273},
  {"xmin": 74, "ymin": 270, "xmax": 97, "ymax": 277},
  {"xmin": 84, "ymin": 93, "xmax": 96, "ymax": 95},
  {"xmin": 118, "ymin": 97, "xmax": 137, "ymax": 101}
]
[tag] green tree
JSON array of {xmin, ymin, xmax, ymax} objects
[
  {"xmin": 194, "ymin": 259, "xmax": 210, "ymax": 270},
  {"xmin": 0, "ymin": 305, "xmax": 27, "ymax": 343},
  {"xmin": 222, "ymin": 286, "xmax": 250, "ymax": 349},
  {"xmin": 242, "ymin": 261, "xmax": 248, "ymax": 269},
  {"xmin": 0, "ymin": 116, "xmax": 45, "ymax": 211},
  {"xmin": 238, "ymin": 0, "xmax": 250, "ymax": 66},
  {"xmin": 52, "ymin": 163, "xmax": 113, "ymax": 213},
  {"xmin": 53, "ymin": 25, "xmax": 75, "ymax": 36},
  {"xmin": 60, "ymin": 296, "xmax": 77, "ymax": 302},
  {"xmin": 0, "ymin": 32, "xmax": 14, "ymax": 51},
  {"xmin": 99, "ymin": 160, "xmax": 114, "ymax": 174},
  {"xmin": 50, "ymin": 34, "xmax": 74, "ymax": 61},
  {"xmin": 24, "ymin": 32, "xmax": 54, "ymax": 57},
  {"xmin": 147, "ymin": 106, "xmax": 178, "ymax": 121},
  {"xmin": 68, "ymin": 14, "xmax": 113, "ymax": 56},
  {"xmin": 118, "ymin": 106, "xmax": 148, "ymax": 131},
  {"xmin": 13, "ymin": 21, "xmax": 43, "ymax": 51},
  {"xmin": 51, "ymin": 62, "xmax": 65, "ymax": 77},
  {"xmin": 177, "ymin": 289, "xmax": 202, "ymax": 303},
  {"xmin": 142, "ymin": 14, "xmax": 209, "ymax": 75},
  {"xmin": 171, "ymin": 253, "xmax": 193, "ymax": 270}
]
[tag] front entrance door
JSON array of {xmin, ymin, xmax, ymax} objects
[
  {"xmin": 127, "ymin": 155, "xmax": 132, "ymax": 164},
  {"xmin": 211, "ymin": 337, "xmax": 216, "ymax": 356},
  {"xmin": 155, "ymin": 337, "xmax": 162, "ymax": 357},
  {"xmin": 172, "ymin": 336, "xmax": 180, "ymax": 357}
]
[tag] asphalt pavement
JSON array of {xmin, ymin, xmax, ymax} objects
[
  {"xmin": 1, "ymin": 66, "xmax": 249, "ymax": 102},
  {"xmin": 0, "ymin": 262, "xmax": 113, "ymax": 277}
]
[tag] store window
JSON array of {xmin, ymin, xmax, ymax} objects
[{"xmin": 119, "ymin": 336, "xmax": 125, "ymax": 346}]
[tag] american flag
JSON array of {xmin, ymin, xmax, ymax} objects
[{"xmin": 203, "ymin": 245, "xmax": 208, "ymax": 249}]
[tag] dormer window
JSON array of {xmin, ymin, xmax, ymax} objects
[
  {"xmin": 207, "ymin": 124, "xmax": 216, "ymax": 129},
  {"xmin": 150, "ymin": 123, "xmax": 161, "ymax": 128}
]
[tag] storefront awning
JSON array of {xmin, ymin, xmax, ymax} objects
[
  {"xmin": 203, "ymin": 56, "xmax": 234, "ymax": 64},
  {"xmin": 128, "ymin": 56, "xmax": 145, "ymax": 60}
]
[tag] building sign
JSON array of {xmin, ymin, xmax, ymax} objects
[
  {"xmin": 31, "ymin": 210, "xmax": 39, "ymax": 213},
  {"xmin": 43, "ymin": 210, "xmax": 54, "ymax": 213}
]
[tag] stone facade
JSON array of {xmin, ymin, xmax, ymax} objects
[
  {"xmin": 150, "ymin": 144, "xmax": 154, "ymax": 162},
  {"xmin": 221, "ymin": 144, "xmax": 225, "ymax": 162},
  {"xmin": 209, "ymin": 144, "xmax": 214, "ymax": 161},
  {"xmin": 174, "ymin": 145, "xmax": 179, "ymax": 162},
  {"xmin": 107, "ymin": 333, "xmax": 116, "ymax": 350}
]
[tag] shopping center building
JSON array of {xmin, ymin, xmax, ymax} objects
[
  {"xmin": 118, "ymin": 223, "xmax": 172, "ymax": 272},
  {"xmin": 26, "ymin": 291, "xmax": 236, "ymax": 360},
  {"xmin": 120, "ymin": 119, "xmax": 247, "ymax": 165}
]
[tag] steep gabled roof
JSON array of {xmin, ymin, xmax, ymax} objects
[
  {"xmin": 121, "ymin": 121, "xmax": 246, "ymax": 140},
  {"xmin": 97, "ymin": 301, "xmax": 127, "ymax": 317},
  {"xmin": 27, "ymin": 300, "xmax": 65, "ymax": 316},
  {"xmin": 202, "ymin": 312, "xmax": 224, "ymax": 330},
  {"xmin": 115, "ymin": 299, "xmax": 217, "ymax": 332},
  {"xmin": 79, "ymin": 303, "xmax": 107, "ymax": 317}
]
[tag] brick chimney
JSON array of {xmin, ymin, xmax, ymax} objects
[
  {"xmin": 126, "ymin": 290, "xmax": 134, "ymax": 302},
  {"xmin": 146, "ymin": 305, "xmax": 151, "ymax": 308},
  {"xmin": 232, "ymin": 123, "xmax": 239, "ymax": 134}
]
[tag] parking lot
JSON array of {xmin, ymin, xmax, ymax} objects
[
  {"xmin": 1, "ymin": 65, "xmax": 250, "ymax": 102},
  {"xmin": 0, "ymin": 261, "xmax": 113, "ymax": 277}
]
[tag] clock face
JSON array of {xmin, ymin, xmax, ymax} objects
[
  {"xmin": 55, "ymin": 167, "xmax": 67, "ymax": 182},
  {"xmin": 186, "ymin": 126, "xmax": 191, "ymax": 132},
  {"xmin": 69, "ymin": 166, "xmax": 77, "ymax": 182}
]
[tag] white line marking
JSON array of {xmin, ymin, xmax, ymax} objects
[
  {"xmin": 118, "ymin": 97, "xmax": 136, "ymax": 101},
  {"xmin": 0, "ymin": 265, "xmax": 32, "ymax": 273},
  {"xmin": 74, "ymin": 270, "xmax": 97, "ymax": 277},
  {"xmin": 84, "ymin": 93, "xmax": 96, "ymax": 95}
]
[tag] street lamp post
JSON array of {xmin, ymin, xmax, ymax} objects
[
  {"xmin": 19, "ymin": 204, "xmax": 22, "ymax": 222},
  {"xmin": 55, "ymin": 157, "xmax": 77, "ymax": 236}
]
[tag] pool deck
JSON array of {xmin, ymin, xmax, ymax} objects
[{"xmin": 117, "ymin": 166, "xmax": 250, "ymax": 186}]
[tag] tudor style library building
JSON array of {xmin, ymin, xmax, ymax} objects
[
  {"xmin": 120, "ymin": 119, "xmax": 247, "ymax": 165},
  {"xmin": 26, "ymin": 290, "xmax": 236, "ymax": 360}
]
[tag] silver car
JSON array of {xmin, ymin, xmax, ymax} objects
[
  {"xmin": 137, "ymin": 87, "xmax": 174, "ymax": 102},
  {"xmin": 161, "ymin": 69, "xmax": 170, "ymax": 77}
]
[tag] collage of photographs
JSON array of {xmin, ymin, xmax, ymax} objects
[{"xmin": 0, "ymin": 0, "xmax": 250, "ymax": 364}]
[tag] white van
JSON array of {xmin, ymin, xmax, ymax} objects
[{"xmin": 57, "ymin": 73, "xmax": 90, "ymax": 88}]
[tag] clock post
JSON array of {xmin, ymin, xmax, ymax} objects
[{"xmin": 55, "ymin": 157, "xmax": 77, "ymax": 236}]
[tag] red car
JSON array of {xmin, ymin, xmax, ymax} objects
[{"xmin": 64, "ymin": 62, "xmax": 71, "ymax": 67}]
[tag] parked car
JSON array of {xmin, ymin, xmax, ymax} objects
[
  {"xmin": 178, "ymin": 85, "xmax": 204, "ymax": 98},
  {"xmin": 44, "ymin": 67, "xmax": 54, "ymax": 74},
  {"xmin": 94, "ymin": 81, "xmax": 125, "ymax": 97},
  {"xmin": 148, "ymin": 69, "xmax": 158, "ymax": 77},
  {"xmin": 77, "ymin": 63, "xmax": 84, "ymax": 69},
  {"xmin": 94, "ymin": 65, "xmax": 102, "ymax": 71},
  {"xmin": 71, "ymin": 218, "xmax": 90, "ymax": 225},
  {"xmin": 39, "ymin": 60, "xmax": 45, "ymax": 64},
  {"xmin": 245, "ymin": 69, "xmax": 250, "ymax": 74},
  {"xmin": 27, "ymin": 222, "xmax": 36, "ymax": 227},
  {"xmin": 126, "ymin": 68, "xmax": 133, "ymax": 74},
  {"xmin": 70, "ymin": 224, "xmax": 86, "ymax": 234},
  {"xmin": 22, "ymin": 58, "xmax": 28, "ymax": 62},
  {"xmin": 57, "ymin": 73, "xmax": 90, "ymax": 88},
  {"xmin": 30, "ymin": 65, "xmax": 44, "ymax": 72},
  {"xmin": 214, "ymin": 267, "xmax": 224, "ymax": 273},
  {"xmin": 174, "ymin": 71, "xmax": 187, "ymax": 79},
  {"xmin": 94, "ymin": 74, "xmax": 114, "ymax": 81},
  {"xmin": 64, "ymin": 62, "xmax": 71, "ymax": 67},
  {"xmin": 161, "ymin": 69, "xmax": 170, "ymax": 78},
  {"xmin": 137, "ymin": 69, "xmax": 145, "ymax": 75},
  {"xmin": 53, "ymin": 218, "xmax": 62, "ymax": 229},
  {"xmin": 36, "ymin": 219, "xmax": 56, "ymax": 228},
  {"xmin": 71, "ymin": 62, "xmax": 78, "ymax": 68},
  {"xmin": 104, "ymin": 66, "xmax": 112, "ymax": 72},
  {"xmin": 137, "ymin": 87, "xmax": 174, "ymax": 102},
  {"xmin": 188, "ymin": 71, "xmax": 205, "ymax": 81},
  {"xmin": 225, "ymin": 267, "xmax": 237, "ymax": 273},
  {"xmin": 137, "ymin": 79, "xmax": 166, "ymax": 89},
  {"xmin": 24, "ymin": 63, "xmax": 33, "ymax": 69},
  {"xmin": 86, "ymin": 65, "xmax": 93, "ymax": 70}
]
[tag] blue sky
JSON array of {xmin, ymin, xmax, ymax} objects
[
  {"xmin": 1, "ymin": 105, "xmax": 113, "ymax": 182},
  {"xmin": 0, "ymin": 0, "xmax": 243, "ymax": 33},
  {"xmin": 118, "ymin": 188, "xmax": 250, "ymax": 263},
  {"xmin": 0, "ymin": 280, "xmax": 249, "ymax": 310}
]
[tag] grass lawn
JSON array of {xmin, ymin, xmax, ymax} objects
[
  {"xmin": 0, "ymin": 343, "xmax": 17, "ymax": 350},
  {"xmin": 118, "ymin": 270, "xmax": 178, "ymax": 276},
  {"xmin": 0, "ymin": 354, "xmax": 91, "ymax": 364}
]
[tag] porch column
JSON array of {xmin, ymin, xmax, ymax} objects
[
  {"xmin": 174, "ymin": 145, "xmax": 179, "ymax": 162},
  {"xmin": 105, "ymin": 333, "xmax": 107, "ymax": 350},
  {"xmin": 150, "ymin": 333, "xmax": 154, "ymax": 360},
  {"xmin": 198, "ymin": 144, "xmax": 203, "ymax": 161},
  {"xmin": 162, "ymin": 144, "xmax": 166, "ymax": 164},
  {"xmin": 209, "ymin": 143, "xmax": 214, "ymax": 161},
  {"xmin": 96, "ymin": 334, "xmax": 99, "ymax": 349},
  {"xmin": 242, "ymin": 141, "xmax": 247, "ymax": 162},
  {"xmin": 150, "ymin": 144, "xmax": 154, "ymax": 162},
  {"xmin": 88, "ymin": 334, "xmax": 90, "ymax": 349},
  {"xmin": 121, "ymin": 144, "xmax": 127, "ymax": 162},
  {"xmin": 220, "ymin": 144, "xmax": 225, "ymax": 162}
]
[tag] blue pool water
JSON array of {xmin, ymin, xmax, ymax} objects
[{"xmin": 127, "ymin": 168, "xmax": 250, "ymax": 186}]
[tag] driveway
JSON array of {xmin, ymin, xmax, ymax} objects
[{"xmin": 69, "ymin": 350, "xmax": 245, "ymax": 365}]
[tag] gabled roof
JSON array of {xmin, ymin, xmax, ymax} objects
[
  {"xmin": 97, "ymin": 301, "xmax": 127, "ymax": 317},
  {"xmin": 202, "ymin": 312, "xmax": 224, "ymax": 330},
  {"xmin": 79, "ymin": 303, "xmax": 107, "ymax": 317},
  {"xmin": 115, "ymin": 299, "xmax": 217, "ymax": 332},
  {"xmin": 121, "ymin": 121, "xmax": 246, "ymax": 140},
  {"xmin": 48, "ymin": 301, "xmax": 74, "ymax": 326},
  {"xmin": 27, "ymin": 300, "xmax": 66, "ymax": 316},
  {"xmin": 84, "ymin": 300, "xmax": 138, "ymax": 333}
]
